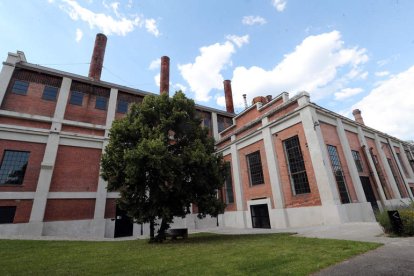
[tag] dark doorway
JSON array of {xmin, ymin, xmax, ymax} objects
[
  {"xmin": 0, "ymin": 206, "xmax": 16, "ymax": 224},
  {"xmin": 250, "ymin": 204, "xmax": 271, "ymax": 229},
  {"xmin": 114, "ymin": 206, "xmax": 133, "ymax": 238},
  {"xmin": 360, "ymin": 176, "xmax": 379, "ymax": 211}
]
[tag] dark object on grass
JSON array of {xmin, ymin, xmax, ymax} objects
[
  {"xmin": 387, "ymin": 210, "xmax": 403, "ymax": 235},
  {"xmin": 165, "ymin": 228, "xmax": 188, "ymax": 240}
]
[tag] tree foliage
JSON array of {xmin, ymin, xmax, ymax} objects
[{"xmin": 101, "ymin": 91, "xmax": 226, "ymax": 241}]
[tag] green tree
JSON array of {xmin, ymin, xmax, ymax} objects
[{"xmin": 101, "ymin": 91, "xmax": 226, "ymax": 241}]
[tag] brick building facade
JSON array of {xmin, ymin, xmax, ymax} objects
[{"xmin": 0, "ymin": 34, "xmax": 413, "ymax": 237}]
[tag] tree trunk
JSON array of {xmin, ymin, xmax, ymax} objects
[
  {"xmin": 155, "ymin": 218, "xmax": 169, "ymax": 242},
  {"xmin": 149, "ymin": 218, "xmax": 155, "ymax": 242}
]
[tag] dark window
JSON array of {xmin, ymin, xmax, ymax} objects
[
  {"xmin": 95, "ymin": 96, "xmax": 108, "ymax": 110},
  {"xmin": 0, "ymin": 150, "xmax": 30, "ymax": 185},
  {"xmin": 42, "ymin": 86, "xmax": 58, "ymax": 101},
  {"xmin": 246, "ymin": 151, "xmax": 264, "ymax": 185},
  {"xmin": 69, "ymin": 91, "xmax": 83, "ymax": 106},
  {"xmin": 352, "ymin": 150, "xmax": 364, "ymax": 172},
  {"xmin": 396, "ymin": 152, "xmax": 409, "ymax": 177},
  {"xmin": 217, "ymin": 115, "xmax": 233, "ymax": 133},
  {"xmin": 12, "ymin": 80, "xmax": 29, "ymax": 95},
  {"xmin": 387, "ymin": 158, "xmax": 404, "ymax": 198},
  {"xmin": 0, "ymin": 206, "xmax": 16, "ymax": 224},
  {"xmin": 224, "ymin": 162, "xmax": 234, "ymax": 204},
  {"xmin": 117, "ymin": 100, "xmax": 128, "ymax": 113},
  {"xmin": 283, "ymin": 136, "xmax": 310, "ymax": 195},
  {"xmin": 327, "ymin": 145, "xmax": 350, "ymax": 204},
  {"xmin": 405, "ymin": 150, "xmax": 414, "ymax": 173}
]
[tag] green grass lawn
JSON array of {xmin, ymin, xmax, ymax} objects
[{"xmin": 0, "ymin": 233, "xmax": 381, "ymax": 275}]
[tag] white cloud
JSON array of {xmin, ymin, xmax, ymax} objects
[
  {"xmin": 230, "ymin": 31, "xmax": 368, "ymax": 107},
  {"xmin": 216, "ymin": 95, "xmax": 225, "ymax": 107},
  {"xmin": 225, "ymin": 34, "xmax": 249, "ymax": 48},
  {"xmin": 59, "ymin": 0, "xmax": 159, "ymax": 37},
  {"xmin": 353, "ymin": 66, "xmax": 414, "ymax": 140},
  {"xmin": 154, "ymin": 73, "xmax": 160, "ymax": 87},
  {"xmin": 242, "ymin": 15, "xmax": 267, "ymax": 26},
  {"xmin": 173, "ymin": 83, "xmax": 187, "ymax": 93},
  {"xmin": 272, "ymin": 0, "xmax": 286, "ymax": 12},
  {"xmin": 179, "ymin": 41, "xmax": 236, "ymax": 102},
  {"xmin": 75, "ymin": 28, "xmax": 83, "ymax": 42},
  {"xmin": 149, "ymin": 58, "xmax": 161, "ymax": 70},
  {"xmin": 375, "ymin": 71, "xmax": 390, "ymax": 77},
  {"xmin": 334, "ymin": 88, "xmax": 363, "ymax": 100},
  {"xmin": 145, "ymin": 18, "xmax": 160, "ymax": 37}
]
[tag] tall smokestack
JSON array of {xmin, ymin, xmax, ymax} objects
[
  {"xmin": 352, "ymin": 109, "xmax": 365, "ymax": 125},
  {"xmin": 160, "ymin": 56, "xmax": 170, "ymax": 95},
  {"xmin": 223, "ymin": 80, "xmax": 234, "ymax": 113},
  {"xmin": 88, "ymin": 33, "xmax": 107, "ymax": 81}
]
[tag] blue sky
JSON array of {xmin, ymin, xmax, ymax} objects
[{"xmin": 0, "ymin": 0, "xmax": 413, "ymax": 140}]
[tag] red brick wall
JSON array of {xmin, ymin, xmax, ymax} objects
[
  {"xmin": 274, "ymin": 123, "xmax": 321, "ymax": 208},
  {"xmin": 61, "ymin": 125, "xmax": 105, "ymax": 136},
  {"xmin": 43, "ymin": 199, "xmax": 95, "ymax": 221},
  {"xmin": 50, "ymin": 146, "xmax": 101, "ymax": 192},
  {"xmin": 382, "ymin": 143, "xmax": 408, "ymax": 198},
  {"xmin": 235, "ymin": 122, "xmax": 262, "ymax": 140},
  {"xmin": 320, "ymin": 123, "xmax": 358, "ymax": 203},
  {"xmin": 104, "ymin": 199, "xmax": 116, "ymax": 219},
  {"xmin": 238, "ymin": 140, "xmax": 274, "ymax": 210},
  {"xmin": 0, "ymin": 140, "xmax": 45, "ymax": 192},
  {"xmin": 0, "ymin": 116, "xmax": 51, "ymax": 129},
  {"xmin": 2, "ymin": 82, "xmax": 57, "ymax": 117},
  {"xmin": 222, "ymin": 154, "xmax": 236, "ymax": 212},
  {"xmin": 268, "ymin": 102, "xmax": 299, "ymax": 123},
  {"xmin": 259, "ymin": 97, "xmax": 284, "ymax": 114},
  {"xmin": 64, "ymin": 92, "xmax": 107, "ymax": 125},
  {"xmin": 0, "ymin": 199, "xmax": 32, "ymax": 223}
]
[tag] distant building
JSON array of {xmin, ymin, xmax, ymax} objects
[{"xmin": 0, "ymin": 34, "xmax": 413, "ymax": 237}]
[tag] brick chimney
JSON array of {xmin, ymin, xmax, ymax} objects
[
  {"xmin": 88, "ymin": 33, "xmax": 107, "ymax": 81},
  {"xmin": 223, "ymin": 80, "xmax": 234, "ymax": 113},
  {"xmin": 352, "ymin": 109, "xmax": 365, "ymax": 125},
  {"xmin": 160, "ymin": 56, "xmax": 170, "ymax": 95},
  {"xmin": 252, "ymin": 96, "xmax": 268, "ymax": 105}
]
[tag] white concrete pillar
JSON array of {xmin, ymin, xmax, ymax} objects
[
  {"xmin": 398, "ymin": 142, "xmax": 414, "ymax": 179},
  {"xmin": 230, "ymin": 141, "xmax": 244, "ymax": 212},
  {"xmin": 374, "ymin": 134, "xmax": 401, "ymax": 199},
  {"xmin": 357, "ymin": 127, "xmax": 387, "ymax": 203},
  {"xmin": 299, "ymin": 107, "xmax": 340, "ymax": 205},
  {"xmin": 0, "ymin": 53, "xmax": 21, "ymax": 105},
  {"xmin": 336, "ymin": 119, "xmax": 367, "ymax": 203},
  {"xmin": 211, "ymin": 112, "xmax": 219, "ymax": 141},
  {"xmin": 29, "ymin": 78, "xmax": 72, "ymax": 230}
]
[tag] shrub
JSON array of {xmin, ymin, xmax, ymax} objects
[
  {"xmin": 376, "ymin": 202, "xmax": 414, "ymax": 237},
  {"xmin": 399, "ymin": 209, "xmax": 414, "ymax": 236},
  {"xmin": 376, "ymin": 210, "xmax": 393, "ymax": 234}
]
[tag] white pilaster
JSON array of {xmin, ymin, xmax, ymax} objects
[
  {"xmin": 299, "ymin": 107, "xmax": 340, "ymax": 205},
  {"xmin": 0, "ymin": 53, "xmax": 20, "ymax": 105},
  {"xmin": 29, "ymin": 78, "xmax": 72, "ymax": 228},
  {"xmin": 389, "ymin": 140, "xmax": 414, "ymax": 199},
  {"xmin": 230, "ymin": 142, "xmax": 244, "ymax": 212},
  {"xmin": 374, "ymin": 134, "xmax": 401, "ymax": 199},
  {"xmin": 336, "ymin": 119, "xmax": 367, "ymax": 203},
  {"xmin": 211, "ymin": 112, "xmax": 219, "ymax": 141}
]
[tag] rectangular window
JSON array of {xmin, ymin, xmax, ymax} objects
[
  {"xmin": 352, "ymin": 150, "xmax": 364, "ymax": 172},
  {"xmin": 387, "ymin": 158, "xmax": 404, "ymax": 198},
  {"xmin": 69, "ymin": 91, "xmax": 84, "ymax": 106},
  {"xmin": 0, "ymin": 206, "xmax": 16, "ymax": 224},
  {"xmin": 224, "ymin": 162, "xmax": 234, "ymax": 204},
  {"xmin": 0, "ymin": 150, "xmax": 30, "ymax": 185},
  {"xmin": 283, "ymin": 136, "xmax": 311, "ymax": 195},
  {"xmin": 396, "ymin": 152, "xmax": 409, "ymax": 177},
  {"xmin": 12, "ymin": 80, "xmax": 29, "ymax": 95},
  {"xmin": 95, "ymin": 96, "xmax": 108, "ymax": 110},
  {"xmin": 42, "ymin": 86, "xmax": 58, "ymax": 101},
  {"xmin": 405, "ymin": 150, "xmax": 414, "ymax": 173},
  {"xmin": 246, "ymin": 151, "xmax": 264, "ymax": 185},
  {"xmin": 327, "ymin": 145, "xmax": 350, "ymax": 204},
  {"xmin": 117, "ymin": 100, "xmax": 128, "ymax": 113}
]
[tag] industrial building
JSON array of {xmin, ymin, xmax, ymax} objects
[{"xmin": 0, "ymin": 34, "xmax": 413, "ymax": 237}]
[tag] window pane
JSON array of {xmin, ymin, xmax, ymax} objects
[
  {"xmin": 225, "ymin": 162, "xmax": 234, "ymax": 204},
  {"xmin": 387, "ymin": 158, "xmax": 404, "ymax": 198},
  {"xmin": 95, "ymin": 96, "xmax": 108, "ymax": 110},
  {"xmin": 117, "ymin": 100, "xmax": 128, "ymax": 113},
  {"xmin": 12, "ymin": 80, "xmax": 29, "ymax": 95},
  {"xmin": 327, "ymin": 145, "xmax": 350, "ymax": 204},
  {"xmin": 69, "ymin": 91, "xmax": 83, "ymax": 106},
  {"xmin": 42, "ymin": 86, "xmax": 58, "ymax": 101},
  {"xmin": 247, "ymin": 151, "xmax": 264, "ymax": 185},
  {"xmin": 352, "ymin": 150, "xmax": 364, "ymax": 172},
  {"xmin": 283, "ymin": 136, "xmax": 310, "ymax": 195},
  {"xmin": 0, "ymin": 150, "xmax": 30, "ymax": 185}
]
